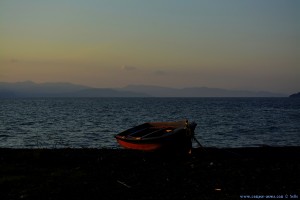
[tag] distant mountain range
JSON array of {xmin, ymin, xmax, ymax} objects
[
  {"xmin": 0, "ymin": 81, "xmax": 147, "ymax": 98},
  {"xmin": 0, "ymin": 81, "xmax": 287, "ymax": 98},
  {"xmin": 122, "ymin": 85, "xmax": 286, "ymax": 97}
]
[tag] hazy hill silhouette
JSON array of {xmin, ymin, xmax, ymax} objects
[
  {"xmin": 0, "ymin": 81, "xmax": 147, "ymax": 98},
  {"xmin": 0, "ymin": 81, "xmax": 286, "ymax": 98},
  {"xmin": 122, "ymin": 85, "xmax": 286, "ymax": 97}
]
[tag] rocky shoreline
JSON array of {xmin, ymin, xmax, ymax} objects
[{"xmin": 1, "ymin": 147, "xmax": 299, "ymax": 200}]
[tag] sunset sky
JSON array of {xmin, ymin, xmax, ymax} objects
[{"xmin": 0, "ymin": 0, "xmax": 299, "ymax": 94}]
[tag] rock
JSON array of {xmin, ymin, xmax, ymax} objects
[{"xmin": 289, "ymin": 92, "xmax": 300, "ymax": 98}]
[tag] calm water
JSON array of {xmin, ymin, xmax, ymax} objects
[{"xmin": 0, "ymin": 98, "xmax": 299, "ymax": 148}]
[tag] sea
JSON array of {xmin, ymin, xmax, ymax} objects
[{"xmin": 0, "ymin": 97, "xmax": 299, "ymax": 149}]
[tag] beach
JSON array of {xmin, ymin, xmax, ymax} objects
[{"xmin": 1, "ymin": 147, "xmax": 299, "ymax": 200}]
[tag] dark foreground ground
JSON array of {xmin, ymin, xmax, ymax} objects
[{"xmin": 0, "ymin": 147, "xmax": 299, "ymax": 200}]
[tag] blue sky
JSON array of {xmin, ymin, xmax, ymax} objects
[{"xmin": 0, "ymin": 0, "xmax": 299, "ymax": 93}]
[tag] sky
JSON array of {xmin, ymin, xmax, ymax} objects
[{"xmin": 0, "ymin": 0, "xmax": 299, "ymax": 94}]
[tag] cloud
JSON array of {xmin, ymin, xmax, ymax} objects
[
  {"xmin": 10, "ymin": 58, "xmax": 19, "ymax": 63},
  {"xmin": 153, "ymin": 70, "xmax": 167, "ymax": 76},
  {"xmin": 121, "ymin": 65, "xmax": 137, "ymax": 71}
]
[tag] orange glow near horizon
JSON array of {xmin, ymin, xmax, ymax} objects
[{"xmin": 0, "ymin": 0, "xmax": 299, "ymax": 93}]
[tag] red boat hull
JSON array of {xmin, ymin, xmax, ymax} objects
[{"xmin": 116, "ymin": 139, "xmax": 163, "ymax": 151}]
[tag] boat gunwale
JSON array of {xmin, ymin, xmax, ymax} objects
[
  {"xmin": 114, "ymin": 120, "xmax": 191, "ymax": 142},
  {"xmin": 115, "ymin": 126, "xmax": 187, "ymax": 142}
]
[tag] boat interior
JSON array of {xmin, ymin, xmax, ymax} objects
[
  {"xmin": 116, "ymin": 120, "xmax": 188, "ymax": 140},
  {"xmin": 127, "ymin": 126, "xmax": 175, "ymax": 139}
]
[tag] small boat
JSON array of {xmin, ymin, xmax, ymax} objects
[{"xmin": 115, "ymin": 120, "xmax": 197, "ymax": 152}]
